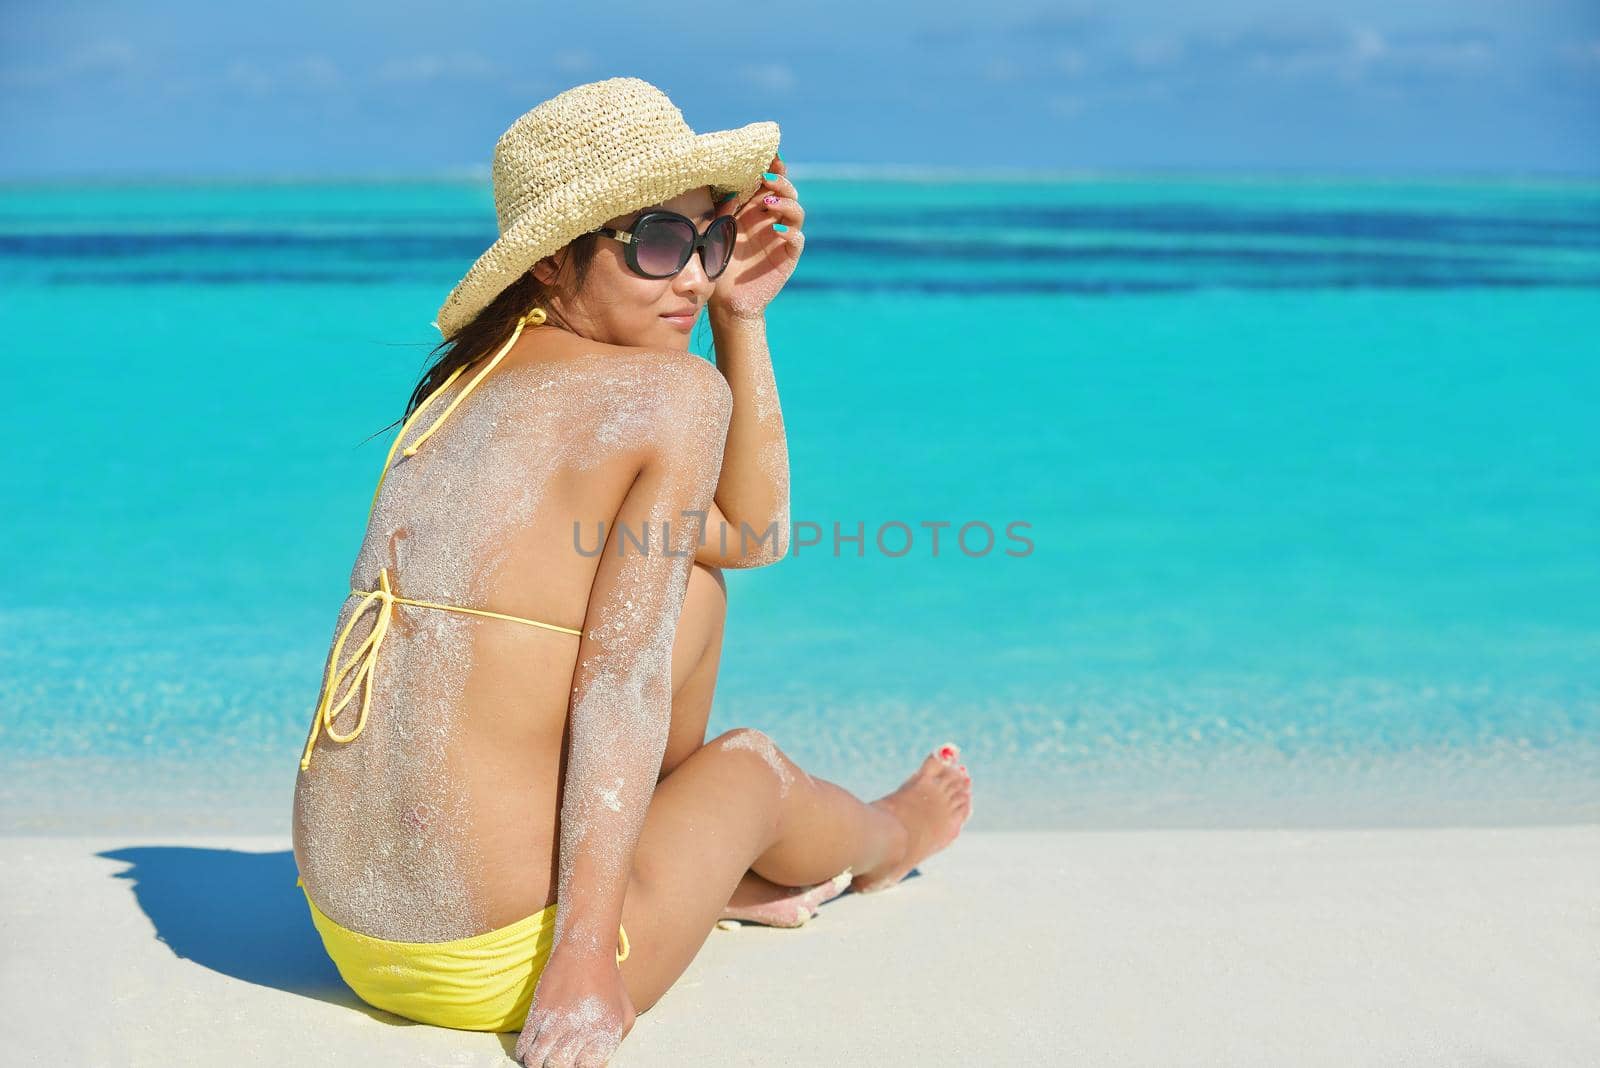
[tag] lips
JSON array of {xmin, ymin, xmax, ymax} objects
[{"xmin": 660, "ymin": 307, "xmax": 699, "ymax": 318}]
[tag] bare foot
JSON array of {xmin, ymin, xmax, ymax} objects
[
  {"xmin": 719, "ymin": 867, "xmax": 854, "ymax": 928},
  {"xmin": 851, "ymin": 742, "xmax": 972, "ymax": 894}
]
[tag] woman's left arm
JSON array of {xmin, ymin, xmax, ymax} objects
[
  {"xmin": 697, "ymin": 155, "xmax": 804, "ymax": 569},
  {"xmin": 698, "ymin": 308, "xmax": 791, "ymax": 568}
]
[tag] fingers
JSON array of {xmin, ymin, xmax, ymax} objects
[
  {"xmin": 519, "ymin": 1011, "xmax": 624, "ymax": 1068},
  {"xmin": 520, "ymin": 1016, "xmax": 559, "ymax": 1066},
  {"xmin": 756, "ymin": 157, "xmax": 801, "ymax": 226},
  {"xmin": 574, "ymin": 1036, "xmax": 617, "ymax": 1068},
  {"xmin": 522, "ymin": 1028, "xmax": 588, "ymax": 1068},
  {"xmin": 514, "ymin": 1015, "xmax": 547, "ymax": 1065},
  {"xmin": 760, "ymin": 166, "xmax": 796, "ymax": 200},
  {"xmin": 758, "ymin": 193, "xmax": 805, "ymax": 230},
  {"xmin": 548, "ymin": 1030, "xmax": 594, "ymax": 1068},
  {"xmin": 758, "ymin": 167, "xmax": 790, "ymax": 197},
  {"xmin": 519, "ymin": 1011, "xmax": 583, "ymax": 1068}
]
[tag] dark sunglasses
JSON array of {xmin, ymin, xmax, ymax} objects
[{"xmin": 588, "ymin": 210, "xmax": 737, "ymax": 280}]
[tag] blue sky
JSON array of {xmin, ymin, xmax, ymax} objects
[{"xmin": 2, "ymin": 0, "xmax": 1596, "ymax": 179}]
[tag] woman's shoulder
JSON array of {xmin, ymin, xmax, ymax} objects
[
  {"xmin": 514, "ymin": 338, "xmax": 719, "ymax": 375},
  {"xmin": 490, "ymin": 344, "xmax": 730, "ymax": 452},
  {"xmin": 503, "ymin": 343, "xmax": 730, "ymax": 411}
]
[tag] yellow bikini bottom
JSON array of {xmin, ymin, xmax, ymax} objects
[{"xmin": 296, "ymin": 874, "xmax": 630, "ymax": 1033}]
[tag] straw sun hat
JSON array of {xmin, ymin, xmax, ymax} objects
[{"xmin": 432, "ymin": 76, "xmax": 782, "ymax": 339}]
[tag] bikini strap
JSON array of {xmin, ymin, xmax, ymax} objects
[
  {"xmin": 367, "ymin": 307, "xmax": 547, "ymax": 521},
  {"xmin": 299, "ymin": 567, "xmax": 400, "ymax": 770},
  {"xmin": 301, "ymin": 309, "xmax": 555, "ymax": 771}
]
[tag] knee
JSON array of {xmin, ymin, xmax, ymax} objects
[
  {"xmin": 708, "ymin": 728, "xmax": 798, "ymax": 794},
  {"xmin": 710, "ymin": 726, "xmax": 772, "ymax": 752}
]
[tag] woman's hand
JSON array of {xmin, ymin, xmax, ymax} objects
[
  {"xmin": 514, "ymin": 947, "xmax": 636, "ymax": 1068},
  {"xmin": 708, "ymin": 154, "xmax": 805, "ymax": 320}
]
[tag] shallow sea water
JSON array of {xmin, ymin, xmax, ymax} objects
[{"xmin": 1, "ymin": 173, "xmax": 1596, "ymax": 831}]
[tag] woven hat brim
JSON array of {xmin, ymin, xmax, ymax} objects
[{"xmin": 434, "ymin": 120, "xmax": 781, "ymax": 338}]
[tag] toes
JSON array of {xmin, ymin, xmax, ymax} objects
[
  {"xmin": 807, "ymin": 868, "xmax": 852, "ymax": 908},
  {"xmin": 937, "ymin": 759, "xmax": 967, "ymax": 789}
]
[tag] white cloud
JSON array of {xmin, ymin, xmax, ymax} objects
[
  {"xmin": 1, "ymin": 39, "xmax": 139, "ymax": 89},
  {"xmin": 984, "ymin": 57, "xmax": 1024, "ymax": 82},
  {"xmin": 737, "ymin": 63, "xmax": 796, "ymax": 93},
  {"xmin": 291, "ymin": 55, "xmax": 342, "ymax": 92},
  {"xmin": 1553, "ymin": 38, "xmax": 1600, "ymax": 69},
  {"xmin": 1130, "ymin": 36, "xmax": 1184, "ymax": 71},
  {"xmin": 552, "ymin": 50, "xmax": 595, "ymax": 74},
  {"xmin": 1351, "ymin": 27, "xmax": 1387, "ymax": 64},
  {"xmin": 225, "ymin": 59, "xmax": 274, "ymax": 96},
  {"xmin": 376, "ymin": 52, "xmax": 500, "ymax": 84},
  {"xmin": 1048, "ymin": 94, "xmax": 1086, "ymax": 118},
  {"xmin": 1057, "ymin": 47, "xmax": 1089, "ymax": 77}
]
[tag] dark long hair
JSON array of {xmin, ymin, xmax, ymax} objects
[{"xmin": 368, "ymin": 235, "xmax": 605, "ymax": 443}]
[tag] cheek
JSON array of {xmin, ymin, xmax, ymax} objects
[
  {"xmin": 596, "ymin": 252, "xmax": 661, "ymax": 302},
  {"xmin": 587, "ymin": 262, "xmax": 658, "ymax": 320},
  {"xmin": 613, "ymin": 275, "xmax": 671, "ymax": 317}
]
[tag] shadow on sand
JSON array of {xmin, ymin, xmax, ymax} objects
[
  {"xmin": 96, "ymin": 842, "xmax": 910, "ymax": 1053},
  {"xmin": 96, "ymin": 845, "xmax": 354, "ymax": 1002}
]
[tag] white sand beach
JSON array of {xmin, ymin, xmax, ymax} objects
[{"xmin": 4, "ymin": 827, "xmax": 1597, "ymax": 1066}]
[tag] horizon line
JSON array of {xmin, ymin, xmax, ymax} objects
[{"xmin": 2, "ymin": 161, "xmax": 1597, "ymax": 189}]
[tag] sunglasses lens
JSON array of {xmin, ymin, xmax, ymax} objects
[
  {"xmin": 634, "ymin": 215, "xmax": 694, "ymax": 276},
  {"xmin": 704, "ymin": 216, "xmax": 736, "ymax": 278}
]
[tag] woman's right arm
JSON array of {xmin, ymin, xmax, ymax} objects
[{"xmin": 516, "ymin": 354, "xmax": 733, "ymax": 1068}]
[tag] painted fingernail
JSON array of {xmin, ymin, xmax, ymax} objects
[{"xmin": 763, "ymin": 195, "xmax": 777, "ymax": 205}]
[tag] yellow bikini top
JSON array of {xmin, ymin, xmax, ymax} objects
[{"xmin": 298, "ymin": 307, "xmax": 582, "ymax": 772}]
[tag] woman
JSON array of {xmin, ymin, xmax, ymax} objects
[{"xmin": 291, "ymin": 77, "xmax": 972, "ymax": 1068}]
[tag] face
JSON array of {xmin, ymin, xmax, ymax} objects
[{"xmin": 531, "ymin": 185, "xmax": 720, "ymax": 350}]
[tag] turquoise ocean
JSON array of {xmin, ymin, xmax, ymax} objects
[{"xmin": 1, "ymin": 173, "xmax": 1596, "ymax": 833}]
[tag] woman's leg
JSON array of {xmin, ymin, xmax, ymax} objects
[
  {"xmin": 663, "ymin": 564, "xmax": 850, "ymax": 926},
  {"xmin": 617, "ymin": 727, "xmax": 972, "ymax": 1012}
]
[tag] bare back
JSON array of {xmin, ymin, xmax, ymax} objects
[{"xmin": 291, "ymin": 338, "xmax": 730, "ymax": 942}]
